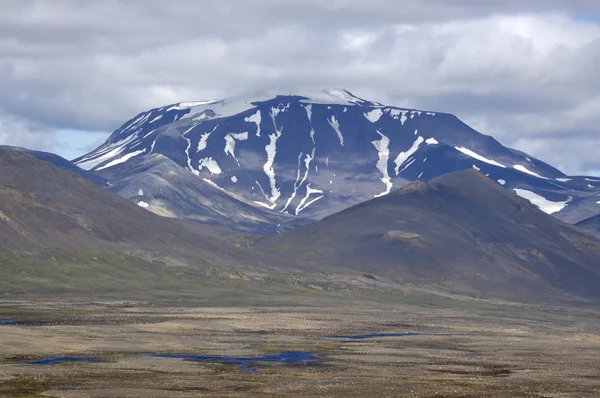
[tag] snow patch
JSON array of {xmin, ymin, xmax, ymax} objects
[
  {"xmin": 513, "ymin": 165, "xmax": 548, "ymax": 179},
  {"xmin": 296, "ymin": 184, "xmax": 324, "ymax": 215},
  {"xmin": 76, "ymin": 134, "xmax": 139, "ymax": 170},
  {"xmin": 472, "ymin": 165, "xmax": 481, "ymax": 171},
  {"xmin": 149, "ymin": 115, "xmax": 163, "ymax": 124},
  {"xmin": 258, "ymin": 109, "xmax": 284, "ymax": 209},
  {"xmin": 455, "ymin": 147, "xmax": 506, "ymax": 168},
  {"xmin": 388, "ymin": 108, "xmax": 408, "ymax": 125},
  {"xmin": 168, "ymin": 100, "xmax": 217, "ymax": 111},
  {"xmin": 96, "ymin": 149, "xmax": 146, "ymax": 171},
  {"xmin": 394, "ymin": 137, "xmax": 424, "ymax": 175},
  {"xmin": 138, "ymin": 189, "xmax": 144, "ymax": 196},
  {"xmin": 224, "ymin": 131, "xmax": 249, "ymax": 161},
  {"xmin": 514, "ymin": 189, "xmax": 571, "ymax": 214},
  {"xmin": 364, "ymin": 108, "xmax": 383, "ymax": 123},
  {"xmin": 556, "ymin": 178, "xmax": 572, "ymax": 182},
  {"xmin": 282, "ymin": 153, "xmax": 304, "ymax": 213},
  {"xmin": 425, "ymin": 138, "xmax": 439, "ymax": 145},
  {"xmin": 231, "ymin": 176, "xmax": 238, "ymax": 183},
  {"xmin": 327, "ymin": 116, "xmax": 344, "ymax": 146},
  {"xmin": 245, "ymin": 110, "xmax": 262, "ymax": 137},
  {"xmin": 182, "ymin": 125, "xmax": 197, "ymax": 172},
  {"xmin": 371, "ymin": 131, "xmax": 392, "ymax": 197},
  {"xmin": 137, "ymin": 201, "xmax": 149, "ymax": 208},
  {"xmin": 498, "ymin": 179, "xmax": 506, "ymax": 185},
  {"xmin": 198, "ymin": 157, "xmax": 222, "ymax": 175},
  {"xmin": 399, "ymin": 158, "xmax": 416, "ymax": 174},
  {"xmin": 304, "ymin": 104, "xmax": 312, "ymax": 123},
  {"xmin": 149, "ymin": 137, "xmax": 158, "ymax": 154}
]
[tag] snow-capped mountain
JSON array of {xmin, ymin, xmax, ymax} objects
[{"xmin": 75, "ymin": 89, "xmax": 600, "ymax": 224}]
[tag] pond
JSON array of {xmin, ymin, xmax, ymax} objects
[
  {"xmin": 20, "ymin": 351, "xmax": 324, "ymax": 374},
  {"xmin": 324, "ymin": 332, "xmax": 466, "ymax": 340}
]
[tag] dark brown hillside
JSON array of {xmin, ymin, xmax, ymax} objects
[
  {"xmin": 0, "ymin": 148, "xmax": 236, "ymax": 259},
  {"xmin": 257, "ymin": 169, "xmax": 600, "ymax": 302},
  {"xmin": 576, "ymin": 214, "xmax": 600, "ymax": 239}
]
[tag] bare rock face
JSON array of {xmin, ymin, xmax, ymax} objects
[{"xmin": 383, "ymin": 230, "xmax": 422, "ymax": 241}]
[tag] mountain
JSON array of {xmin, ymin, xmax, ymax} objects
[
  {"xmin": 0, "ymin": 147, "xmax": 235, "ymax": 257},
  {"xmin": 95, "ymin": 153, "xmax": 306, "ymax": 234},
  {"xmin": 576, "ymin": 214, "xmax": 600, "ymax": 239},
  {"xmin": 255, "ymin": 169, "xmax": 600, "ymax": 302},
  {"xmin": 74, "ymin": 89, "xmax": 600, "ymax": 228},
  {"xmin": 4, "ymin": 146, "xmax": 600, "ymax": 303},
  {"xmin": 1, "ymin": 146, "xmax": 107, "ymax": 187}
]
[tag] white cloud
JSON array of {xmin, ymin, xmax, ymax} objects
[{"xmin": 0, "ymin": 1, "xmax": 599, "ymax": 174}]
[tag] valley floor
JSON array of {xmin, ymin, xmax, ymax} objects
[{"xmin": 1, "ymin": 300, "xmax": 599, "ymax": 397}]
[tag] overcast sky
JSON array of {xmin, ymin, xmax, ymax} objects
[{"xmin": 1, "ymin": 0, "xmax": 600, "ymax": 175}]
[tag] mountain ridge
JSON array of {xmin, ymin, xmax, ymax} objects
[{"xmin": 74, "ymin": 89, "xmax": 600, "ymax": 230}]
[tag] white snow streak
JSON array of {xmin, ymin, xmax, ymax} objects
[
  {"xmin": 556, "ymin": 178, "xmax": 572, "ymax": 182},
  {"xmin": 513, "ymin": 165, "xmax": 548, "ymax": 179},
  {"xmin": 425, "ymin": 138, "xmax": 439, "ymax": 145},
  {"xmin": 296, "ymin": 184, "xmax": 324, "ymax": 215},
  {"xmin": 327, "ymin": 116, "xmax": 344, "ymax": 146},
  {"xmin": 455, "ymin": 147, "xmax": 506, "ymax": 168},
  {"xmin": 399, "ymin": 158, "xmax": 416, "ymax": 174},
  {"xmin": 182, "ymin": 124, "xmax": 197, "ymax": 172},
  {"xmin": 76, "ymin": 134, "xmax": 138, "ymax": 170},
  {"xmin": 472, "ymin": 164, "xmax": 481, "ymax": 171},
  {"xmin": 259, "ymin": 108, "xmax": 284, "ymax": 209},
  {"xmin": 498, "ymin": 179, "xmax": 506, "ymax": 185},
  {"xmin": 137, "ymin": 201, "xmax": 149, "ymax": 208},
  {"xmin": 394, "ymin": 137, "xmax": 424, "ymax": 175},
  {"xmin": 371, "ymin": 131, "xmax": 392, "ymax": 197},
  {"xmin": 304, "ymin": 104, "xmax": 312, "ymax": 123},
  {"xmin": 282, "ymin": 153, "xmax": 304, "ymax": 213},
  {"xmin": 514, "ymin": 189, "xmax": 571, "ymax": 214},
  {"xmin": 149, "ymin": 137, "xmax": 158, "ymax": 154},
  {"xmin": 96, "ymin": 149, "xmax": 146, "ymax": 171},
  {"xmin": 149, "ymin": 115, "xmax": 163, "ymax": 124},
  {"xmin": 138, "ymin": 189, "xmax": 144, "ymax": 196},
  {"xmin": 299, "ymin": 149, "xmax": 316, "ymax": 189}
]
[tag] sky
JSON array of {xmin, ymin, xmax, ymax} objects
[{"xmin": 1, "ymin": 0, "xmax": 600, "ymax": 175}]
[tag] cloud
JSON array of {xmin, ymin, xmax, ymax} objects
[{"xmin": 1, "ymin": 0, "xmax": 600, "ymax": 174}]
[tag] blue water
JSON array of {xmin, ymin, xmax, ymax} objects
[
  {"xmin": 22, "ymin": 357, "xmax": 103, "ymax": 365},
  {"xmin": 142, "ymin": 351, "xmax": 323, "ymax": 374},
  {"xmin": 0, "ymin": 319, "xmax": 16, "ymax": 325},
  {"xmin": 325, "ymin": 333, "xmax": 467, "ymax": 340}
]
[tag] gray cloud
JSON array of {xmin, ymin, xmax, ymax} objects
[{"xmin": 0, "ymin": 0, "xmax": 599, "ymax": 173}]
